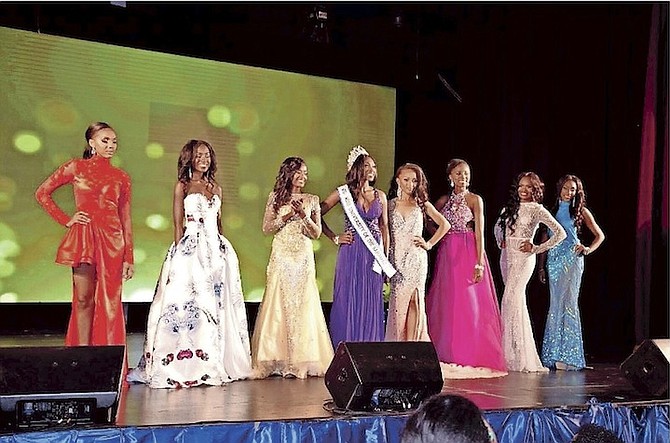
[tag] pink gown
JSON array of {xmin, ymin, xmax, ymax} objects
[{"xmin": 426, "ymin": 191, "xmax": 507, "ymax": 377}]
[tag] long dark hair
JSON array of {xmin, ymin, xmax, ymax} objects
[
  {"xmin": 389, "ymin": 163, "xmax": 430, "ymax": 211},
  {"xmin": 346, "ymin": 154, "xmax": 376, "ymax": 200},
  {"xmin": 83, "ymin": 122, "xmax": 114, "ymax": 159},
  {"xmin": 497, "ymin": 171, "xmax": 545, "ymax": 236},
  {"xmin": 272, "ymin": 157, "xmax": 305, "ymax": 212},
  {"xmin": 552, "ymin": 174, "xmax": 586, "ymax": 233},
  {"xmin": 177, "ymin": 139, "xmax": 218, "ymax": 186}
]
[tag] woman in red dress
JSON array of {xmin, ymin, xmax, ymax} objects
[{"xmin": 35, "ymin": 122, "xmax": 134, "ymax": 350}]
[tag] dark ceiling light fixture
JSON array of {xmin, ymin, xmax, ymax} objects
[
  {"xmin": 392, "ymin": 8, "xmax": 404, "ymax": 28},
  {"xmin": 305, "ymin": 4, "xmax": 330, "ymax": 45}
]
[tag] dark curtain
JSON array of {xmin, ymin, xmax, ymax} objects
[
  {"xmin": 395, "ymin": 4, "xmax": 657, "ymax": 362},
  {"xmin": 635, "ymin": 3, "xmax": 669, "ymax": 343}
]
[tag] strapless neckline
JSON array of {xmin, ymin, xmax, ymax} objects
[{"xmin": 185, "ymin": 193, "xmax": 219, "ymax": 204}]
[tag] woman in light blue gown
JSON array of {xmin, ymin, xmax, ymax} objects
[{"xmin": 539, "ymin": 175, "xmax": 605, "ymax": 371}]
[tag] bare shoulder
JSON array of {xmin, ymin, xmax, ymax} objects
[
  {"xmin": 323, "ymin": 188, "xmax": 341, "ymax": 201},
  {"xmin": 212, "ymin": 181, "xmax": 223, "ymax": 199},
  {"xmin": 465, "ymin": 191, "xmax": 483, "ymax": 205},
  {"xmin": 581, "ymin": 206, "xmax": 594, "ymax": 217},
  {"xmin": 173, "ymin": 180, "xmax": 186, "ymax": 197},
  {"xmin": 423, "ymin": 201, "xmax": 438, "ymax": 212}
]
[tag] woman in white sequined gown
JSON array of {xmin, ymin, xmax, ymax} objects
[
  {"xmin": 386, "ymin": 163, "xmax": 450, "ymax": 342},
  {"xmin": 251, "ymin": 157, "xmax": 334, "ymax": 378},
  {"xmin": 494, "ymin": 172, "xmax": 566, "ymax": 372},
  {"xmin": 128, "ymin": 140, "xmax": 252, "ymax": 388}
]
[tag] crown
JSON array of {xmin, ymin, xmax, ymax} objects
[{"xmin": 346, "ymin": 145, "xmax": 369, "ymax": 171}]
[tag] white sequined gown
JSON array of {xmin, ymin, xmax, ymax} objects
[
  {"xmin": 386, "ymin": 199, "xmax": 431, "ymax": 342},
  {"xmin": 251, "ymin": 192, "xmax": 334, "ymax": 378},
  {"xmin": 494, "ymin": 202, "xmax": 566, "ymax": 372}
]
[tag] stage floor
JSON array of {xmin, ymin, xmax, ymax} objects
[{"xmin": 0, "ymin": 334, "xmax": 664, "ymax": 429}]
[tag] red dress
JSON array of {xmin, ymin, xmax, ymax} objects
[{"xmin": 35, "ymin": 155, "xmax": 133, "ymax": 348}]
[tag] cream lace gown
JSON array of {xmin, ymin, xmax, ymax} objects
[
  {"xmin": 251, "ymin": 192, "xmax": 334, "ymax": 378},
  {"xmin": 494, "ymin": 202, "xmax": 566, "ymax": 372}
]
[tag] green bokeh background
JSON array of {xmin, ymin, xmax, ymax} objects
[{"xmin": 0, "ymin": 26, "xmax": 396, "ymax": 303}]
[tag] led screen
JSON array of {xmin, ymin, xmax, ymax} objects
[{"xmin": 0, "ymin": 26, "xmax": 396, "ymax": 302}]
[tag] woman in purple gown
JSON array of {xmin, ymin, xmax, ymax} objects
[
  {"xmin": 320, "ymin": 146, "xmax": 392, "ymax": 347},
  {"xmin": 426, "ymin": 159, "xmax": 507, "ymax": 378}
]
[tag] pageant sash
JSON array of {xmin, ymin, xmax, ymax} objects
[{"xmin": 337, "ymin": 184, "xmax": 396, "ymax": 278}]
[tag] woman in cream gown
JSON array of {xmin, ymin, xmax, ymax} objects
[
  {"xmin": 494, "ymin": 172, "xmax": 566, "ymax": 372},
  {"xmin": 251, "ymin": 157, "xmax": 334, "ymax": 378}
]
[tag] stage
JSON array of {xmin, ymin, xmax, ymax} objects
[{"xmin": 0, "ymin": 334, "xmax": 667, "ymax": 442}]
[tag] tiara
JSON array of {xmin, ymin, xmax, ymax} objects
[{"xmin": 346, "ymin": 145, "xmax": 369, "ymax": 171}]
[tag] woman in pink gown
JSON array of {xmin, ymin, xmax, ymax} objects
[{"xmin": 426, "ymin": 159, "xmax": 507, "ymax": 378}]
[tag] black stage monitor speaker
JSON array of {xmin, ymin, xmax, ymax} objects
[
  {"xmin": 325, "ymin": 341, "xmax": 443, "ymax": 412},
  {"xmin": 0, "ymin": 345, "xmax": 125, "ymax": 429},
  {"xmin": 620, "ymin": 339, "xmax": 669, "ymax": 397}
]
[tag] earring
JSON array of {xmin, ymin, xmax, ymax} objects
[
  {"xmin": 397, "ymin": 188, "xmax": 402, "ymax": 199},
  {"xmin": 188, "ymin": 167, "xmax": 192, "ymax": 179},
  {"xmin": 91, "ymin": 147, "xmax": 96, "ymax": 155}
]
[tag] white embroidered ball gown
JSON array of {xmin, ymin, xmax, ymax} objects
[{"xmin": 128, "ymin": 192, "xmax": 252, "ymax": 388}]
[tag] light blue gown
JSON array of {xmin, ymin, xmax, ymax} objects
[{"xmin": 541, "ymin": 201, "xmax": 586, "ymax": 369}]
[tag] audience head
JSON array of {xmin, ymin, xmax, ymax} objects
[
  {"xmin": 571, "ymin": 424, "xmax": 623, "ymax": 443},
  {"xmin": 401, "ymin": 393, "xmax": 495, "ymax": 443}
]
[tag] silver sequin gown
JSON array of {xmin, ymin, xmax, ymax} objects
[
  {"xmin": 385, "ymin": 199, "xmax": 431, "ymax": 342},
  {"xmin": 494, "ymin": 202, "xmax": 566, "ymax": 372},
  {"xmin": 251, "ymin": 192, "xmax": 334, "ymax": 378}
]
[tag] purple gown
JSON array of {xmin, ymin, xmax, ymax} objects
[
  {"xmin": 426, "ymin": 191, "xmax": 506, "ymax": 372},
  {"xmin": 329, "ymin": 193, "xmax": 385, "ymax": 347}
]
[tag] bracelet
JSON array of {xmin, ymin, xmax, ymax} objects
[
  {"xmin": 474, "ymin": 264, "xmax": 484, "ymax": 272},
  {"xmin": 583, "ymin": 246, "xmax": 591, "ymax": 255},
  {"xmin": 425, "ymin": 240, "xmax": 432, "ymax": 251},
  {"xmin": 333, "ymin": 235, "xmax": 340, "ymax": 246}
]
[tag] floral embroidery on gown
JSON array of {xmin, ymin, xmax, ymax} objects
[
  {"xmin": 386, "ymin": 199, "xmax": 430, "ymax": 342},
  {"xmin": 426, "ymin": 191, "xmax": 507, "ymax": 378},
  {"xmin": 251, "ymin": 193, "xmax": 334, "ymax": 378},
  {"xmin": 494, "ymin": 202, "xmax": 566, "ymax": 372},
  {"xmin": 127, "ymin": 193, "xmax": 252, "ymax": 388},
  {"xmin": 541, "ymin": 201, "xmax": 587, "ymax": 369}
]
